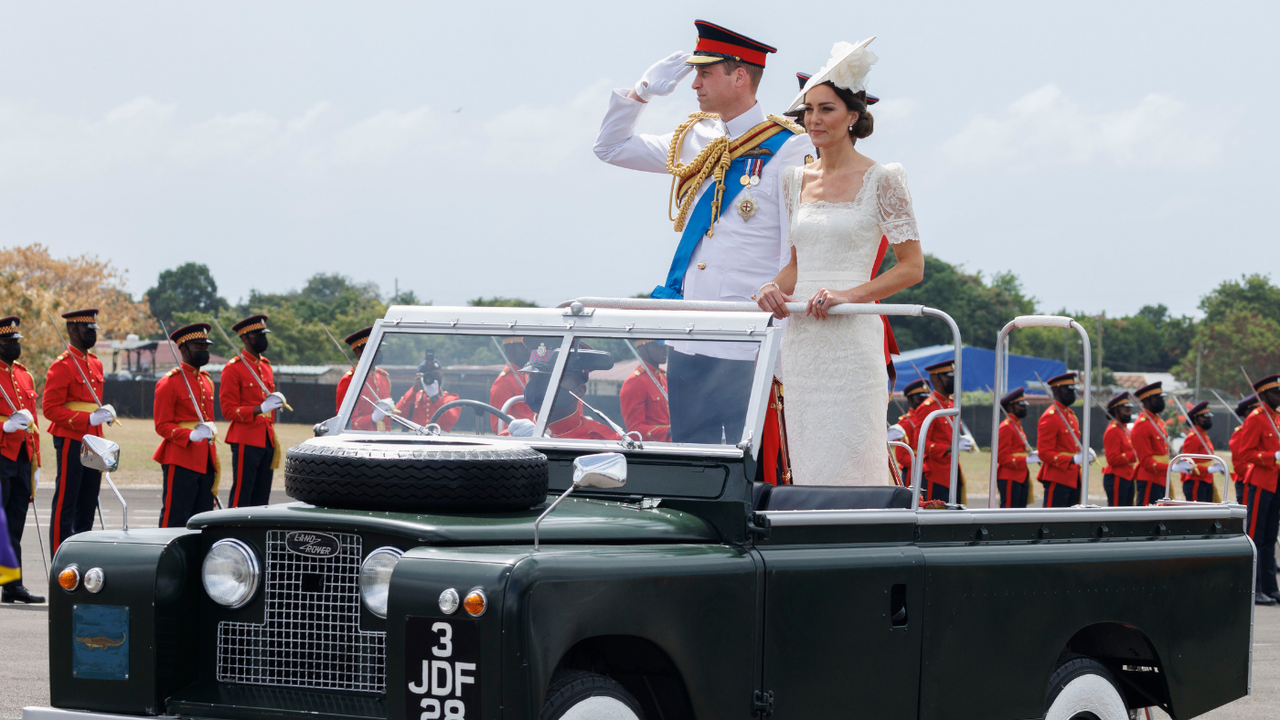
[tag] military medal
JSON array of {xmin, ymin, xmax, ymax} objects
[
  {"xmin": 736, "ymin": 191, "xmax": 758, "ymax": 221},
  {"xmin": 739, "ymin": 158, "xmax": 764, "ymax": 187}
]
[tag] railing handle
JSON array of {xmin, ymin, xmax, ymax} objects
[
  {"xmin": 888, "ymin": 440, "xmax": 916, "ymax": 488},
  {"xmin": 913, "ymin": 408, "xmax": 960, "ymax": 507},
  {"xmin": 1165, "ymin": 453, "xmax": 1229, "ymax": 503}
]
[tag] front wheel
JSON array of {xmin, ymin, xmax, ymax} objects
[
  {"xmin": 541, "ymin": 671, "xmax": 644, "ymax": 720},
  {"xmin": 1045, "ymin": 655, "xmax": 1129, "ymax": 720}
]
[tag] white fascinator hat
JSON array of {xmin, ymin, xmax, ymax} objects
[{"xmin": 786, "ymin": 37, "xmax": 877, "ymax": 113}]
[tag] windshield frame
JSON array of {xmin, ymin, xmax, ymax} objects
[{"xmin": 334, "ymin": 305, "xmax": 781, "ymax": 458}]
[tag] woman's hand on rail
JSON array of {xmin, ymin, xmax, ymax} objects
[{"xmin": 757, "ymin": 284, "xmax": 793, "ymax": 319}]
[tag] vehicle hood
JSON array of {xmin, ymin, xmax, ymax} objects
[{"xmin": 188, "ymin": 497, "xmax": 719, "ymax": 545}]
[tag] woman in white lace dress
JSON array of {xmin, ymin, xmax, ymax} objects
[{"xmin": 756, "ymin": 38, "xmax": 924, "ymax": 486}]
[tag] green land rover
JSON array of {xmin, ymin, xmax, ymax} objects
[{"xmin": 29, "ymin": 300, "xmax": 1254, "ymax": 720}]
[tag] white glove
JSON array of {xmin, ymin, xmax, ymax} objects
[
  {"xmin": 886, "ymin": 424, "xmax": 906, "ymax": 442},
  {"xmin": 259, "ymin": 392, "xmax": 285, "ymax": 414},
  {"xmin": 1275, "ymin": 451, "xmax": 1280, "ymax": 463},
  {"xmin": 1027, "ymin": 452, "xmax": 1040, "ymax": 465},
  {"xmin": 2, "ymin": 408, "xmax": 33, "ymax": 433},
  {"xmin": 958, "ymin": 437, "xmax": 974, "ymax": 451},
  {"xmin": 634, "ymin": 51, "xmax": 694, "ymax": 102},
  {"xmin": 507, "ymin": 418, "xmax": 535, "ymax": 437},
  {"xmin": 1071, "ymin": 452, "xmax": 1084, "ymax": 465},
  {"xmin": 1207, "ymin": 462, "xmax": 1227, "ymax": 474},
  {"xmin": 89, "ymin": 404, "xmax": 116, "ymax": 426},
  {"xmin": 371, "ymin": 398, "xmax": 396, "ymax": 423},
  {"xmin": 1087, "ymin": 447, "xmax": 1097, "ymax": 463},
  {"xmin": 1169, "ymin": 459, "xmax": 1195, "ymax": 474},
  {"xmin": 33, "ymin": 468, "xmax": 39, "ymax": 491},
  {"xmin": 188, "ymin": 422, "xmax": 216, "ymax": 442}
]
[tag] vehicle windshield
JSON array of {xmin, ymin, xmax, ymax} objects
[{"xmin": 344, "ymin": 329, "xmax": 768, "ymax": 447}]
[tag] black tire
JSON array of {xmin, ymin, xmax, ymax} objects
[
  {"xmin": 284, "ymin": 437, "xmax": 549, "ymax": 512},
  {"xmin": 541, "ymin": 671, "xmax": 644, "ymax": 720},
  {"xmin": 1045, "ymin": 654, "xmax": 1128, "ymax": 720}
]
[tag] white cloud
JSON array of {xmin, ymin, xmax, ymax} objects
[
  {"xmin": 332, "ymin": 106, "xmax": 441, "ymax": 165},
  {"xmin": 941, "ymin": 84, "xmax": 1223, "ymax": 171}
]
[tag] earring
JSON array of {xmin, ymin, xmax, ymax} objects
[{"xmin": 848, "ymin": 125, "xmax": 854, "ymax": 132}]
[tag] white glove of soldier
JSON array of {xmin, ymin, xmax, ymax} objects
[
  {"xmin": 1027, "ymin": 451, "xmax": 1040, "ymax": 465},
  {"xmin": 886, "ymin": 424, "xmax": 906, "ymax": 442},
  {"xmin": 2, "ymin": 408, "xmax": 33, "ymax": 433},
  {"xmin": 507, "ymin": 418, "xmax": 536, "ymax": 437},
  {"xmin": 958, "ymin": 437, "xmax": 974, "ymax": 451},
  {"xmin": 1207, "ymin": 461, "xmax": 1227, "ymax": 474},
  {"xmin": 188, "ymin": 421, "xmax": 217, "ymax": 442},
  {"xmin": 1169, "ymin": 459, "xmax": 1195, "ymax": 474},
  {"xmin": 33, "ymin": 468, "xmax": 40, "ymax": 491},
  {"xmin": 371, "ymin": 398, "xmax": 396, "ymax": 423},
  {"xmin": 1071, "ymin": 452, "xmax": 1085, "ymax": 465},
  {"xmin": 634, "ymin": 51, "xmax": 694, "ymax": 102},
  {"xmin": 259, "ymin": 392, "xmax": 286, "ymax": 414},
  {"xmin": 1087, "ymin": 447, "xmax": 1097, "ymax": 463},
  {"xmin": 1275, "ymin": 450, "xmax": 1280, "ymax": 463},
  {"xmin": 89, "ymin": 404, "xmax": 116, "ymax": 427}
]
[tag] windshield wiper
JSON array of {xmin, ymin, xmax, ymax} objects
[
  {"xmin": 361, "ymin": 397, "xmax": 440, "ymax": 436},
  {"xmin": 568, "ymin": 390, "xmax": 642, "ymax": 449}
]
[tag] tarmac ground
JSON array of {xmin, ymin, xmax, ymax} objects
[{"xmin": 1, "ymin": 487, "xmax": 1275, "ymax": 720}]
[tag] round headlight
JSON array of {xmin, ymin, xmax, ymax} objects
[
  {"xmin": 202, "ymin": 539, "xmax": 260, "ymax": 608},
  {"xmin": 83, "ymin": 567, "xmax": 105, "ymax": 594},
  {"xmin": 439, "ymin": 588, "xmax": 459, "ymax": 615},
  {"xmin": 359, "ymin": 547, "xmax": 403, "ymax": 618}
]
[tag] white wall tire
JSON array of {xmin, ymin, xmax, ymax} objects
[
  {"xmin": 541, "ymin": 671, "xmax": 644, "ymax": 720},
  {"xmin": 1046, "ymin": 656, "xmax": 1130, "ymax": 720}
]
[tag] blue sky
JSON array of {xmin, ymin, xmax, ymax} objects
[{"xmin": 2, "ymin": 1, "xmax": 1275, "ymax": 318}]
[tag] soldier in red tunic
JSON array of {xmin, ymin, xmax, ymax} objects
[
  {"xmin": 996, "ymin": 388, "xmax": 1037, "ymax": 508},
  {"xmin": 335, "ymin": 327, "xmax": 392, "ymax": 430},
  {"xmin": 1236, "ymin": 374, "xmax": 1280, "ymax": 604},
  {"xmin": 619, "ymin": 340, "xmax": 670, "ymax": 442},
  {"xmin": 219, "ymin": 315, "xmax": 287, "ymax": 508},
  {"xmin": 489, "ymin": 337, "xmax": 534, "ymax": 434},
  {"xmin": 1178, "ymin": 401, "xmax": 1226, "ymax": 502},
  {"xmin": 1130, "ymin": 382, "xmax": 1192, "ymax": 505},
  {"xmin": 43, "ymin": 308, "xmax": 116, "ymax": 553},
  {"xmin": 1035, "ymin": 372, "xmax": 1093, "ymax": 508},
  {"xmin": 1229, "ymin": 394, "xmax": 1259, "ymax": 504},
  {"xmin": 395, "ymin": 350, "xmax": 462, "ymax": 432},
  {"xmin": 1101, "ymin": 391, "xmax": 1138, "ymax": 507},
  {"xmin": 889, "ymin": 380, "xmax": 929, "ymax": 483},
  {"xmin": 0, "ymin": 317, "xmax": 44, "ymax": 603},
  {"xmin": 909, "ymin": 360, "xmax": 970, "ymax": 503},
  {"xmin": 152, "ymin": 323, "xmax": 219, "ymax": 527},
  {"xmin": 519, "ymin": 346, "xmax": 619, "ymax": 441}
]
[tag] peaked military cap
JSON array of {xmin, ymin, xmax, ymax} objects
[
  {"xmin": 924, "ymin": 359, "xmax": 954, "ymax": 375},
  {"xmin": 1253, "ymin": 374, "xmax": 1280, "ymax": 394},
  {"xmin": 1047, "ymin": 372, "xmax": 1077, "ymax": 388},
  {"xmin": 61, "ymin": 308, "xmax": 99, "ymax": 328},
  {"xmin": 171, "ymin": 323, "xmax": 212, "ymax": 346},
  {"xmin": 1135, "ymin": 381, "xmax": 1164, "ymax": 400},
  {"xmin": 1237, "ymin": 394, "xmax": 1259, "ymax": 415},
  {"xmin": 1106, "ymin": 391, "xmax": 1133, "ymax": 411},
  {"xmin": 903, "ymin": 379, "xmax": 930, "ymax": 397},
  {"xmin": 233, "ymin": 314, "xmax": 270, "ymax": 335},
  {"xmin": 686, "ymin": 20, "xmax": 776, "ymax": 68},
  {"xmin": 344, "ymin": 327, "xmax": 373, "ymax": 350},
  {"xmin": 522, "ymin": 346, "xmax": 614, "ymax": 374},
  {"xmin": 1188, "ymin": 400, "xmax": 1212, "ymax": 419},
  {"xmin": 1000, "ymin": 387, "xmax": 1026, "ymax": 406},
  {"xmin": 0, "ymin": 316, "xmax": 22, "ymax": 339}
]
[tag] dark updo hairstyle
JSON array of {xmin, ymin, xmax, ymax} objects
[{"xmin": 818, "ymin": 80, "xmax": 874, "ymax": 144}]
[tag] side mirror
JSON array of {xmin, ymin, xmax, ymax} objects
[
  {"xmin": 573, "ymin": 452, "xmax": 627, "ymax": 489},
  {"xmin": 313, "ymin": 416, "xmax": 341, "ymax": 437},
  {"xmin": 80, "ymin": 435, "xmax": 121, "ymax": 473}
]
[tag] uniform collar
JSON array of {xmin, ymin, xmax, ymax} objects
[
  {"xmin": 68, "ymin": 346, "xmax": 91, "ymax": 360},
  {"xmin": 179, "ymin": 362, "xmax": 204, "ymax": 375},
  {"xmin": 724, "ymin": 102, "xmax": 766, "ymax": 139},
  {"xmin": 546, "ymin": 405, "xmax": 584, "ymax": 435}
]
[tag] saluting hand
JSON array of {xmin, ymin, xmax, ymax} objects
[{"xmin": 634, "ymin": 52, "xmax": 694, "ymax": 102}]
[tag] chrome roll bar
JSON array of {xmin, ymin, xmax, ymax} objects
[
  {"xmin": 1165, "ymin": 452, "xmax": 1230, "ymax": 502},
  {"xmin": 913, "ymin": 408, "xmax": 959, "ymax": 507},
  {"xmin": 989, "ymin": 316, "xmax": 1092, "ymax": 508},
  {"xmin": 888, "ymin": 440, "xmax": 917, "ymax": 489}
]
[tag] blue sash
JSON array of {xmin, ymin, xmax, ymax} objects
[{"xmin": 651, "ymin": 129, "xmax": 794, "ymax": 300}]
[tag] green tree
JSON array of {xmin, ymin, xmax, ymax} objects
[
  {"xmin": 468, "ymin": 296, "xmax": 538, "ymax": 307},
  {"xmin": 1173, "ymin": 275, "xmax": 1280, "ymax": 394},
  {"xmin": 145, "ymin": 262, "xmax": 228, "ymax": 331}
]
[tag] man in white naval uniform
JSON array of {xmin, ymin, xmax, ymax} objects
[{"xmin": 594, "ymin": 20, "xmax": 814, "ymax": 444}]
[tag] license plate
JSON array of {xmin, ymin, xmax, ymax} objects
[{"xmin": 405, "ymin": 617, "xmax": 480, "ymax": 719}]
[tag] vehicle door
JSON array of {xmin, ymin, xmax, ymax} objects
[{"xmin": 756, "ymin": 510, "xmax": 924, "ymax": 718}]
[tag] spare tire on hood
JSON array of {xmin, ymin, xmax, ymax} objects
[{"xmin": 284, "ymin": 437, "xmax": 549, "ymax": 512}]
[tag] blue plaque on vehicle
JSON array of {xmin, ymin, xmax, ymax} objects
[
  {"xmin": 405, "ymin": 616, "xmax": 480, "ymax": 719},
  {"xmin": 72, "ymin": 604, "xmax": 129, "ymax": 681}
]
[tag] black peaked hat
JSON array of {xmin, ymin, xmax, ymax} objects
[
  {"xmin": 924, "ymin": 359, "xmax": 954, "ymax": 375},
  {"xmin": 1047, "ymin": 372, "xmax": 1077, "ymax": 388},
  {"xmin": 521, "ymin": 346, "xmax": 614, "ymax": 375},
  {"xmin": 1135, "ymin": 382, "xmax": 1164, "ymax": 401},
  {"xmin": 61, "ymin": 308, "xmax": 99, "ymax": 329},
  {"xmin": 1237, "ymin": 394, "xmax": 1259, "ymax": 415},
  {"xmin": 1253, "ymin": 374, "xmax": 1280, "ymax": 394},
  {"xmin": 1188, "ymin": 400, "xmax": 1212, "ymax": 419},
  {"xmin": 1000, "ymin": 387, "xmax": 1026, "ymax": 406},
  {"xmin": 1106, "ymin": 391, "xmax": 1133, "ymax": 411},
  {"xmin": 233, "ymin": 314, "xmax": 270, "ymax": 335},
  {"xmin": 687, "ymin": 20, "xmax": 776, "ymax": 68},
  {"xmin": 171, "ymin": 323, "xmax": 212, "ymax": 346},
  {"xmin": 0, "ymin": 316, "xmax": 22, "ymax": 340},
  {"xmin": 344, "ymin": 327, "xmax": 373, "ymax": 351},
  {"xmin": 903, "ymin": 379, "xmax": 930, "ymax": 397}
]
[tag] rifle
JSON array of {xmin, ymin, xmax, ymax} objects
[
  {"xmin": 211, "ymin": 319, "xmax": 293, "ymax": 412},
  {"xmin": 43, "ymin": 310, "xmax": 120, "ymax": 426}
]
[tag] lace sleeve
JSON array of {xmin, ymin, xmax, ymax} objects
[
  {"xmin": 876, "ymin": 163, "xmax": 919, "ymax": 245},
  {"xmin": 782, "ymin": 165, "xmax": 802, "ymax": 247}
]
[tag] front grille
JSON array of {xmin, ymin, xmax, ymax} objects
[{"xmin": 217, "ymin": 531, "xmax": 387, "ymax": 693}]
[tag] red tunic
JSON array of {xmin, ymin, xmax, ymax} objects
[
  {"xmin": 545, "ymin": 405, "xmax": 618, "ymax": 440},
  {"xmin": 42, "ymin": 348, "xmax": 106, "ymax": 442},
  {"xmin": 1102, "ymin": 420, "xmax": 1137, "ymax": 480},
  {"xmin": 1236, "ymin": 405, "xmax": 1280, "ymax": 493},
  {"xmin": 337, "ymin": 367, "xmax": 393, "ymax": 430},
  {"xmin": 619, "ymin": 364, "xmax": 669, "ymax": 441},
  {"xmin": 997, "ymin": 417, "xmax": 1031, "ymax": 482},
  {"xmin": 1229, "ymin": 426, "xmax": 1252, "ymax": 487},
  {"xmin": 1178, "ymin": 431, "xmax": 1216, "ymax": 482},
  {"xmin": 488, "ymin": 366, "xmax": 533, "ymax": 433},
  {"xmin": 152, "ymin": 364, "xmax": 217, "ymax": 474},
  {"xmin": 219, "ymin": 352, "xmax": 278, "ymax": 448},
  {"xmin": 909, "ymin": 393, "xmax": 960, "ymax": 490},
  {"xmin": 893, "ymin": 411, "xmax": 918, "ymax": 470},
  {"xmin": 1036, "ymin": 403, "xmax": 1081, "ymax": 488},
  {"xmin": 1131, "ymin": 410, "xmax": 1171, "ymax": 487},
  {"xmin": 0, "ymin": 360, "xmax": 41, "ymax": 464},
  {"xmin": 396, "ymin": 387, "xmax": 461, "ymax": 432}
]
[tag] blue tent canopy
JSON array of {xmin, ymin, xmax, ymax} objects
[{"xmin": 892, "ymin": 345, "xmax": 1066, "ymax": 395}]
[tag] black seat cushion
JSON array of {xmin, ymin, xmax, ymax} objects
[
  {"xmin": 763, "ymin": 485, "xmax": 913, "ymax": 511},
  {"xmin": 751, "ymin": 482, "xmax": 774, "ymax": 511}
]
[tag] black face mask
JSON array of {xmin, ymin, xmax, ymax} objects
[
  {"xmin": 76, "ymin": 327, "xmax": 97, "ymax": 350},
  {"xmin": 1197, "ymin": 417, "xmax": 1213, "ymax": 431},
  {"xmin": 1116, "ymin": 408, "xmax": 1133, "ymax": 424},
  {"xmin": 1010, "ymin": 403, "xmax": 1028, "ymax": 419},
  {"xmin": 0, "ymin": 342, "xmax": 20, "ymax": 363},
  {"xmin": 249, "ymin": 334, "xmax": 269, "ymax": 354},
  {"xmin": 1147, "ymin": 396, "xmax": 1166, "ymax": 414},
  {"xmin": 1056, "ymin": 388, "xmax": 1077, "ymax": 407},
  {"xmin": 935, "ymin": 375, "xmax": 954, "ymax": 396},
  {"xmin": 188, "ymin": 349, "xmax": 211, "ymax": 368}
]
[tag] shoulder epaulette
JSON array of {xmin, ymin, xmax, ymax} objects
[
  {"xmin": 1250, "ymin": 407, "xmax": 1264, "ymax": 417},
  {"xmin": 633, "ymin": 368, "xmax": 643, "ymax": 377},
  {"xmin": 227, "ymin": 356, "xmax": 240, "ymax": 365},
  {"xmin": 1045, "ymin": 408, "xmax": 1055, "ymax": 415},
  {"xmin": 261, "ymin": 356, "xmax": 272, "ymax": 365},
  {"xmin": 768, "ymin": 114, "xmax": 805, "ymax": 135},
  {"xmin": 13, "ymin": 361, "xmax": 26, "ymax": 370},
  {"xmin": 375, "ymin": 367, "xmax": 389, "ymax": 376},
  {"xmin": 165, "ymin": 367, "xmax": 179, "ymax": 377},
  {"xmin": 498, "ymin": 368, "xmax": 508, "ymax": 378}
]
